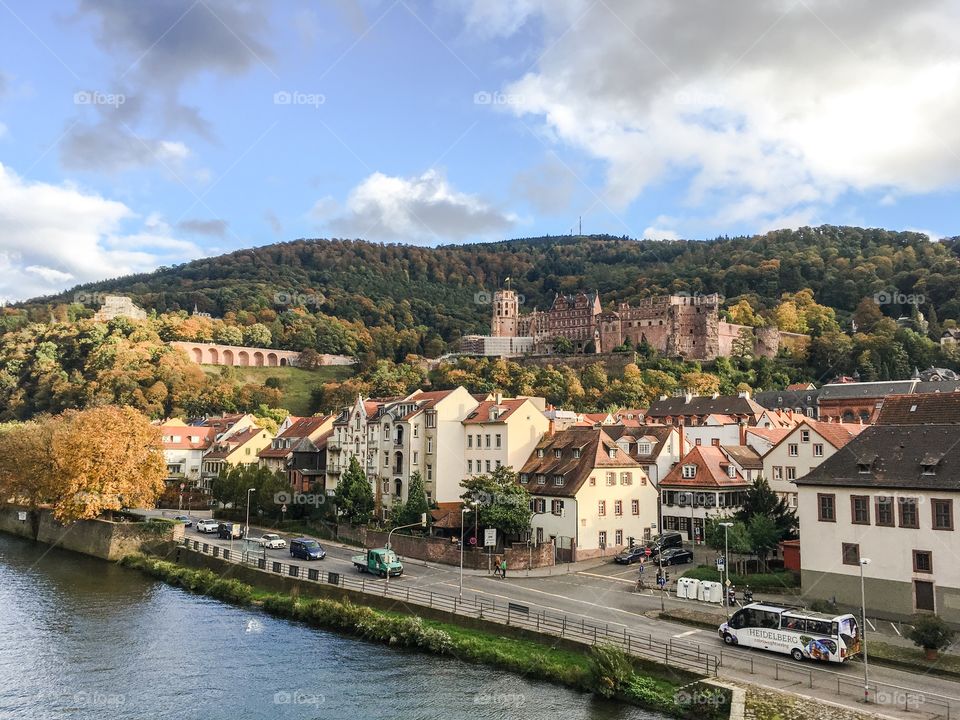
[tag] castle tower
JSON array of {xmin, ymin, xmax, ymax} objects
[{"xmin": 491, "ymin": 289, "xmax": 520, "ymax": 337}]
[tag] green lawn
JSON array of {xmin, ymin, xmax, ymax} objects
[{"xmin": 202, "ymin": 364, "xmax": 354, "ymax": 416}]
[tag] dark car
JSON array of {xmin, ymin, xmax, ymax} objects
[
  {"xmin": 290, "ymin": 538, "xmax": 326, "ymax": 561},
  {"xmin": 658, "ymin": 548, "xmax": 694, "ymax": 566},
  {"xmin": 173, "ymin": 515, "xmax": 192, "ymax": 527},
  {"xmin": 613, "ymin": 546, "xmax": 647, "ymax": 564},
  {"xmin": 217, "ymin": 522, "xmax": 244, "ymax": 539}
]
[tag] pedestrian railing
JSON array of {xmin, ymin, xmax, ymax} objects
[{"xmin": 178, "ymin": 538, "xmax": 718, "ymax": 677}]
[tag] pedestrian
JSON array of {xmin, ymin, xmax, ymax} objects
[
  {"xmin": 500, "ymin": 559, "xmax": 507, "ymax": 579},
  {"xmin": 493, "ymin": 560, "xmax": 502, "ymax": 578}
]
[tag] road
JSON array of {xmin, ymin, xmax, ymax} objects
[{"xmin": 156, "ymin": 512, "xmax": 960, "ymax": 719}]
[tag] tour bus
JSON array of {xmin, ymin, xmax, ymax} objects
[{"xmin": 718, "ymin": 603, "xmax": 861, "ymax": 662}]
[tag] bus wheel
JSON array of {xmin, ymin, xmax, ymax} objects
[
  {"xmin": 723, "ymin": 633, "xmax": 736, "ymax": 645},
  {"xmin": 791, "ymin": 648, "xmax": 804, "ymax": 661}
]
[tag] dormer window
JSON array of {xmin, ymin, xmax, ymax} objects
[
  {"xmin": 554, "ymin": 449, "xmax": 562, "ymax": 458},
  {"xmin": 727, "ymin": 465, "xmax": 736, "ymax": 478},
  {"xmin": 537, "ymin": 448, "xmax": 545, "ymax": 458},
  {"xmin": 573, "ymin": 448, "xmax": 581, "ymax": 458},
  {"xmin": 637, "ymin": 442, "xmax": 652, "ymax": 455},
  {"xmin": 857, "ymin": 463, "xmax": 871, "ymax": 474},
  {"xmin": 553, "ymin": 475, "xmax": 563, "ymax": 485},
  {"xmin": 921, "ymin": 464, "xmax": 936, "ymax": 475},
  {"xmin": 682, "ymin": 464, "xmax": 697, "ymax": 479},
  {"xmin": 608, "ymin": 447, "xmax": 616, "ymax": 459}
]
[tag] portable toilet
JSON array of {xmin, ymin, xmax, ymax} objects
[
  {"xmin": 698, "ymin": 580, "xmax": 723, "ymax": 603},
  {"xmin": 676, "ymin": 577, "xmax": 701, "ymax": 600}
]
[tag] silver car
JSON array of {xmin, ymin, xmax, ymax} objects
[
  {"xmin": 258, "ymin": 533, "xmax": 287, "ymax": 549},
  {"xmin": 196, "ymin": 519, "xmax": 220, "ymax": 533}
]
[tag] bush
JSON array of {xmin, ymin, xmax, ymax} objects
[
  {"xmin": 909, "ymin": 614, "xmax": 955, "ymax": 652},
  {"xmin": 589, "ymin": 645, "xmax": 634, "ymax": 698},
  {"xmin": 810, "ymin": 598, "xmax": 839, "ymax": 614}
]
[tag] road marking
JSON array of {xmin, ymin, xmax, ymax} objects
[
  {"xmin": 673, "ymin": 629, "xmax": 699, "ymax": 638},
  {"xmin": 867, "ymin": 618, "xmax": 876, "ymax": 631},
  {"xmin": 576, "ymin": 571, "xmax": 635, "ymax": 585},
  {"xmin": 890, "ymin": 621, "xmax": 901, "ymax": 637}
]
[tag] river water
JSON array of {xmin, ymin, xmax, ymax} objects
[{"xmin": 0, "ymin": 534, "xmax": 667, "ymax": 720}]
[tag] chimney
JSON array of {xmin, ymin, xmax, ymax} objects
[
  {"xmin": 678, "ymin": 419, "xmax": 686, "ymax": 453},
  {"xmin": 684, "ymin": 390, "xmax": 693, "ymax": 404},
  {"xmin": 494, "ymin": 391, "xmax": 503, "ymax": 405},
  {"xmin": 659, "ymin": 394, "xmax": 668, "ymax": 401},
  {"xmin": 739, "ymin": 421, "xmax": 747, "ymax": 446},
  {"xmin": 738, "ymin": 390, "xmax": 751, "ymax": 399},
  {"xmin": 547, "ymin": 420, "xmax": 556, "ymax": 437}
]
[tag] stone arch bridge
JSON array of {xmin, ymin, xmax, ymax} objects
[{"xmin": 170, "ymin": 341, "xmax": 301, "ymax": 368}]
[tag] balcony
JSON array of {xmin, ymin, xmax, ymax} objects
[{"xmin": 326, "ymin": 438, "xmax": 341, "ymax": 451}]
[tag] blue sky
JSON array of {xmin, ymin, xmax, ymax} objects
[{"xmin": 1, "ymin": 0, "xmax": 958, "ymax": 301}]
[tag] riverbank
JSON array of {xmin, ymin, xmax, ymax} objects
[{"xmin": 120, "ymin": 553, "xmax": 729, "ymax": 719}]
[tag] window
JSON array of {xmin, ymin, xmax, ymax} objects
[
  {"xmin": 800, "ymin": 430, "xmax": 810, "ymax": 443},
  {"xmin": 615, "ymin": 529, "xmax": 623, "ymax": 546},
  {"xmin": 537, "ymin": 474, "xmax": 546, "ymax": 485},
  {"xmin": 773, "ymin": 466, "xmax": 783, "ymax": 480},
  {"xmin": 788, "ymin": 444, "xmax": 798, "ymax": 457},
  {"xmin": 382, "ymin": 480, "xmax": 390, "ymax": 494},
  {"xmin": 495, "ymin": 460, "xmax": 502, "ymax": 469},
  {"xmin": 682, "ymin": 464, "xmax": 697, "ymax": 479},
  {"xmin": 620, "ymin": 472, "xmax": 632, "ymax": 485},
  {"xmin": 817, "ymin": 493, "xmax": 836, "ymax": 522},
  {"xmin": 552, "ymin": 499, "xmax": 564, "ymax": 515},
  {"xmin": 537, "ymin": 448, "xmax": 544, "ymax": 458},
  {"xmin": 495, "ymin": 434, "xmax": 502, "ymax": 448},
  {"xmin": 485, "ymin": 460, "xmax": 491, "ymax": 472},
  {"xmin": 606, "ymin": 472, "xmax": 616, "ymax": 486},
  {"xmin": 519, "ymin": 473, "xmax": 528, "ymax": 483},
  {"xmin": 813, "ymin": 444, "xmax": 823, "ymax": 457},
  {"xmin": 727, "ymin": 465, "xmax": 737, "ymax": 478},
  {"xmin": 485, "ymin": 434, "xmax": 491, "ymax": 448},
  {"xmin": 553, "ymin": 475, "xmax": 563, "ymax": 486},
  {"xmin": 554, "ymin": 448, "xmax": 561, "ymax": 458},
  {"xmin": 598, "ymin": 531, "xmax": 607, "ymax": 548},
  {"xmin": 857, "ymin": 462, "xmax": 871, "ymax": 474},
  {"xmin": 842, "ymin": 542, "xmax": 860, "ymax": 565},
  {"xmin": 598, "ymin": 500, "xmax": 606, "ymax": 516},
  {"xmin": 467, "ymin": 459, "xmax": 473, "ymax": 473},
  {"xmin": 426, "ymin": 464, "xmax": 433, "ymax": 481},
  {"xmin": 631, "ymin": 499, "xmax": 639, "ymax": 515},
  {"xmin": 932, "ymin": 499, "xmax": 954, "ymax": 530},
  {"xmin": 384, "ymin": 452, "xmax": 389, "ymax": 468},
  {"xmin": 467, "ymin": 435, "xmax": 473, "ymax": 448},
  {"xmin": 786, "ymin": 467, "xmax": 796, "ymax": 481},
  {"xmin": 851, "ymin": 495, "xmax": 870, "ymax": 525},
  {"xmin": 875, "ymin": 497, "xmax": 894, "ymax": 526},
  {"xmin": 913, "ymin": 550, "xmax": 933, "ymax": 574},
  {"xmin": 614, "ymin": 500, "xmax": 623, "ymax": 516},
  {"xmin": 534, "ymin": 498, "xmax": 546, "ymax": 513},
  {"xmin": 899, "ymin": 497, "xmax": 919, "ymax": 528},
  {"xmin": 711, "ymin": 438, "xmax": 720, "ymax": 447},
  {"xmin": 638, "ymin": 442, "xmax": 651, "ymax": 454},
  {"xmin": 412, "ymin": 451, "xmax": 418, "ymax": 465},
  {"xmin": 573, "ymin": 448, "xmax": 581, "ymax": 458},
  {"xmin": 413, "ymin": 424, "xmax": 419, "ymax": 438},
  {"xmin": 695, "ymin": 438, "xmax": 702, "ymax": 446},
  {"xmin": 425, "ymin": 411, "xmax": 436, "ymax": 428},
  {"xmin": 589, "ymin": 477, "xmax": 596, "ymax": 486},
  {"xmin": 608, "ymin": 447, "xmax": 616, "ymax": 459}
]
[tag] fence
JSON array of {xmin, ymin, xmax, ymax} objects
[{"xmin": 178, "ymin": 537, "xmax": 717, "ymax": 677}]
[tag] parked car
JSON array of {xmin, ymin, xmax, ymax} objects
[
  {"xmin": 658, "ymin": 548, "xmax": 694, "ymax": 566},
  {"xmin": 217, "ymin": 522, "xmax": 244, "ymax": 540},
  {"xmin": 258, "ymin": 533, "xmax": 287, "ymax": 549},
  {"xmin": 173, "ymin": 515, "xmax": 192, "ymax": 527},
  {"xmin": 196, "ymin": 519, "xmax": 219, "ymax": 533},
  {"xmin": 613, "ymin": 546, "xmax": 647, "ymax": 564},
  {"xmin": 290, "ymin": 538, "xmax": 326, "ymax": 560}
]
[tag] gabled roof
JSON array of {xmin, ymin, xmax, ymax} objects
[
  {"xmin": 646, "ymin": 394, "xmax": 765, "ymax": 420},
  {"xmin": 603, "ymin": 425, "xmax": 676, "ymax": 462},
  {"xmin": 462, "ymin": 399, "xmax": 531, "ymax": 425},
  {"xmin": 875, "ymin": 392, "xmax": 960, "ymax": 425},
  {"xmin": 763, "ymin": 418, "xmax": 866, "ymax": 457},
  {"xmin": 746, "ymin": 427, "xmax": 792, "ymax": 446},
  {"xmin": 817, "ymin": 380, "xmax": 915, "ymax": 401},
  {"xmin": 795, "ymin": 425, "xmax": 960, "ymax": 490},
  {"xmin": 660, "ymin": 445, "xmax": 750, "ymax": 488},
  {"xmin": 519, "ymin": 428, "xmax": 641, "ymax": 497},
  {"xmin": 160, "ymin": 424, "xmax": 215, "ymax": 450},
  {"xmin": 204, "ymin": 427, "xmax": 268, "ymax": 459},
  {"xmin": 721, "ymin": 445, "xmax": 763, "ymax": 470}
]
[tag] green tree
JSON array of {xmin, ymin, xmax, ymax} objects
[
  {"xmin": 333, "ymin": 456, "xmax": 374, "ymax": 525},
  {"xmin": 460, "ymin": 465, "xmax": 532, "ymax": 541},
  {"xmin": 736, "ymin": 476, "xmax": 797, "ymax": 541},
  {"xmin": 746, "ymin": 514, "xmax": 780, "ymax": 570},
  {"xmin": 908, "ymin": 614, "xmax": 956, "ymax": 659},
  {"xmin": 553, "ymin": 336, "xmax": 573, "ymax": 354}
]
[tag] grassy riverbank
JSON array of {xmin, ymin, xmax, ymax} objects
[{"xmin": 120, "ymin": 554, "xmax": 728, "ymax": 718}]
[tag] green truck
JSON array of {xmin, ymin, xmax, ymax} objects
[{"xmin": 352, "ymin": 547, "xmax": 403, "ymax": 577}]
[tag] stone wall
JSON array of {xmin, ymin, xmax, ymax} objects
[
  {"xmin": 0, "ymin": 506, "xmax": 179, "ymax": 561},
  {"xmin": 337, "ymin": 524, "xmax": 555, "ymax": 570}
]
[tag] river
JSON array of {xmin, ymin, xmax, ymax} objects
[{"xmin": 0, "ymin": 534, "xmax": 668, "ymax": 719}]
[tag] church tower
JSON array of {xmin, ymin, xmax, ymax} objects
[{"xmin": 491, "ymin": 289, "xmax": 520, "ymax": 337}]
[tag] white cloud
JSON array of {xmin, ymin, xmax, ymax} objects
[
  {"xmin": 641, "ymin": 227, "xmax": 679, "ymax": 241},
  {"xmin": 467, "ymin": 0, "xmax": 960, "ymax": 231},
  {"xmin": 0, "ymin": 162, "xmax": 202, "ymax": 301},
  {"xmin": 325, "ymin": 169, "xmax": 516, "ymax": 242}
]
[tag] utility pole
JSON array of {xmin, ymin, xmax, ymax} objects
[
  {"xmin": 860, "ymin": 558, "xmax": 872, "ymax": 704},
  {"xmin": 720, "ymin": 522, "xmax": 733, "ymax": 621}
]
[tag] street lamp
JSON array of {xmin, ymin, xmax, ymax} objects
[
  {"xmin": 459, "ymin": 502, "xmax": 476, "ymax": 600},
  {"xmin": 244, "ymin": 487, "xmax": 256, "ymax": 540},
  {"xmin": 719, "ymin": 522, "xmax": 734, "ymax": 620},
  {"xmin": 385, "ymin": 513, "xmax": 427, "ymax": 592},
  {"xmin": 859, "ymin": 558, "xmax": 872, "ymax": 704}
]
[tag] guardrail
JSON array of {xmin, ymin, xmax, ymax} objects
[{"xmin": 178, "ymin": 538, "xmax": 718, "ymax": 677}]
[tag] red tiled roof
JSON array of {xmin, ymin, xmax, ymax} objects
[
  {"xmin": 160, "ymin": 424, "xmax": 215, "ymax": 450},
  {"xmin": 660, "ymin": 445, "xmax": 749, "ymax": 488},
  {"xmin": 875, "ymin": 392, "xmax": 960, "ymax": 425},
  {"xmin": 462, "ymin": 399, "xmax": 529, "ymax": 425}
]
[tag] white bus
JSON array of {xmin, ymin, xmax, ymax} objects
[{"xmin": 718, "ymin": 603, "xmax": 861, "ymax": 662}]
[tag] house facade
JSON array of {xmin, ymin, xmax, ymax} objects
[{"xmin": 159, "ymin": 420, "xmax": 215, "ymax": 490}]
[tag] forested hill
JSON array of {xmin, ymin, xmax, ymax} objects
[{"xmin": 11, "ymin": 226, "xmax": 960, "ymax": 358}]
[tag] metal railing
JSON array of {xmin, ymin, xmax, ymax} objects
[{"xmin": 179, "ymin": 538, "xmax": 718, "ymax": 677}]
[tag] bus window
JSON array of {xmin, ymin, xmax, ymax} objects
[
  {"xmin": 756, "ymin": 610, "xmax": 779, "ymax": 629},
  {"xmin": 781, "ymin": 616, "xmax": 801, "ymax": 631},
  {"xmin": 808, "ymin": 619, "xmax": 831, "ymax": 635},
  {"xmin": 729, "ymin": 610, "xmax": 747, "ymax": 629}
]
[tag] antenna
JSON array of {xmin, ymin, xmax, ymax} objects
[{"xmin": 579, "ymin": 216, "xmax": 582, "ymax": 235}]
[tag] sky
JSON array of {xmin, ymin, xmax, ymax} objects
[{"xmin": 1, "ymin": 0, "xmax": 959, "ymax": 301}]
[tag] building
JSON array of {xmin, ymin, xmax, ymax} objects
[
  {"xmin": 761, "ymin": 418, "xmax": 866, "ymax": 509},
  {"xmin": 644, "ymin": 392, "xmax": 767, "ymax": 427},
  {"xmin": 817, "ymin": 379, "xmax": 960, "ymax": 423},
  {"xmin": 325, "ymin": 395, "xmax": 386, "ymax": 495},
  {"xmin": 462, "ymin": 395, "xmax": 550, "ymax": 480},
  {"xmin": 519, "ymin": 427, "xmax": 656, "ymax": 558},
  {"xmin": 659, "ymin": 445, "xmax": 752, "ymax": 542},
  {"xmin": 488, "ymin": 288, "xmax": 804, "ymax": 360},
  {"xmin": 794, "ymin": 423, "xmax": 960, "ymax": 622},
  {"xmin": 754, "ymin": 388, "xmax": 820, "ymax": 419},
  {"xmin": 159, "ymin": 420, "xmax": 215, "ymax": 490},
  {"xmin": 93, "ymin": 295, "xmax": 147, "ymax": 322},
  {"xmin": 258, "ymin": 415, "xmax": 335, "ymax": 474},
  {"xmin": 288, "ymin": 432, "xmax": 333, "ymax": 495},
  {"xmin": 200, "ymin": 426, "xmax": 274, "ymax": 492},
  {"xmin": 459, "ymin": 335, "xmax": 534, "ymax": 357}
]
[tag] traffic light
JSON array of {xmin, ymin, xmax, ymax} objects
[{"xmin": 627, "ymin": 536, "xmax": 635, "ymax": 547}]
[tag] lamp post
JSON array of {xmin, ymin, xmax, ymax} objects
[
  {"xmin": 459, "ymin": 502, "xmax": 475, "ymax": 600},
  {"xmin": 385, "ymin": 514, "xmax": 427, "ymax": 592},
  {"xmin": 244, "ymin": 487, "xmax": 256, "ymax": 540},
  {"xmin": 719, "ymin": 522, "xmax": 734, "ymax": 620},
  {"xmin": 859, "ymin": 558, "xmax": 872, "ymax": 704}
]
